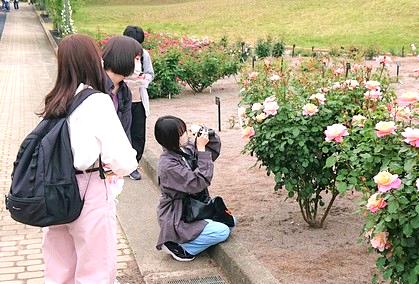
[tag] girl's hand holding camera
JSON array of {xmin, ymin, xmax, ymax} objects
[
  {"xmin": 189, "ymin": 124, "xmax": 209, "ymax": 152},
  {"xmin": 195, "ymin": 130, "xmax": 209, "ymax": 152}
]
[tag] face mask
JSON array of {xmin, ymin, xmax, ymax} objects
[
  {"xmin": 179, "ymin": 132, "xmax": 189, "ymax": 147},
  {"xmin": 134, "ymin": 58, "xmax": 142, "ymax": 75}
]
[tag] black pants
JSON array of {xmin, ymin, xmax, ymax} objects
[
  {"xmin": 13, "ymin": 1, "xmax": 18, "ymax": 9},
  {"xmin": 130, "ymin": 102, "xmax": 146, "ymax": 162}
]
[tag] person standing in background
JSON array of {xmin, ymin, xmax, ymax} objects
[
  {"xmin": 13, "ymin": 0, "xmax": 18, "ymax": 9},
  {"xmin": 102, "ymin": 35, "xmax": 143, "ymax": 142},
  {"xmin": 123, "ymin": 25, "xmax": 154, "ymax": 180}
]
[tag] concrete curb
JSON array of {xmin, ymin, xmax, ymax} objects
[
  {"xmin": 140, "ymin": 150, "xmax": 281, "ymax": 284},
  {"xmin": 34, "ymin": 8, "xmax": 58, "ymax": 56}
]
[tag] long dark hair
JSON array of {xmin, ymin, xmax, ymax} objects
[{"xmin": 38, "ymin": 34, "xmax": 106, "ymax": 118}]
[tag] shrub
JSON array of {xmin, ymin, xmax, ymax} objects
[
  {"xmin": 271, "ymin": 40, "xmax": 285, "ymax": 57},
  {"xmin": 178, "ymin": 45, "xmax": 240, "ymax": 93},
  {"xmin": 255, "ymin": 38, "xmax": 272, "ymax": 58},
  {"xmin": 364, "ymin": 46, "xmax": 381, "ymax": 60},
  {"xmin": 148, "ymin": 48, "xmax": 183, "ymax": 99},
  {"xmin": 239, "ymin": 56, "xmax": 418, "ymax": 282}
]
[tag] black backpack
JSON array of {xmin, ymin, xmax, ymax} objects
[{"xmin": 5, "ymin": 88, "xmax": 100, "ymax": 227}]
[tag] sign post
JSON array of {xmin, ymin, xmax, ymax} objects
[{"xmin": 215, "ymin": 96, "xmax": 221, "ymax": 132}]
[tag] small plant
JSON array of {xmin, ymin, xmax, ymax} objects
[
  {"xmin": 364, "ymin": 46, "xmax": 381, "ymax": 60},
  {"xmin": 255, "ymin": 38, "xmax": 272, "ymax": 58},
  {"xmin": 271, "ymin": 40, "xmax": 285, "ymax": 57},
  {"xmin": 329, "ymin": 46, "xmax": 343, "ymax": 57}
]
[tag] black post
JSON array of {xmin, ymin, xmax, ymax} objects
[
  {"xmin": 345, "ymin": 62, "xmax": 351, "ymax": 78},
  {"xmin": 215, "ymin": 96, "xmax": 221, "ymax": 132},
  {"xmin": 252, "ymin": 56, "xmax": 256, "ymax": 70},
  {"xmin": 401, "ymin": 46, "xmax": 405, "ymax": 57},
  {"xmin": 396, "ymin": 61, "xmax": 400, "ymax": 82},
  {"xmin": 292, "ymin": 44, "xmax": 296, "ymax": 57}
]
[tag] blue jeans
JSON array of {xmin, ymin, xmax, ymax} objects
[{"xmin": 180, "ymin": 219, "xmax": 231, "ymax": 256}]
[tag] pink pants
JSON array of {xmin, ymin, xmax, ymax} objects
[{"xmin": 42, "ymin": 173, "xmax": 117, "ymax": 284}]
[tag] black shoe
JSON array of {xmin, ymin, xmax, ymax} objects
[
  {"xmin": 129, "ymin": 169, "xmax": 142, "ymax": 180},
  {"xmin": 162, "ymin": 241, "xmax": 195, "ymax": 262}
]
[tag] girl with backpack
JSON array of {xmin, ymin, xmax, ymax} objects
[
  {"xmin": 40, "ymin": 34, "xmax": 137, "ymax": 283},
  {"xmin": 154, "ymin": 116, "xmax": 234, "ymax": 261}
]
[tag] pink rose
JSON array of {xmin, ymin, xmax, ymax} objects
[
  {"xmin": 324, "ymin": 124, "xmax": 349, "ymax": 143},
  {"xmin": 366, "ymin": 193, "xmax": 387, "ymax": 213},
  {"xmin": 242, "ymin": 126, "xmax": 255, "ymax": 139},
  {"xmin": 396, "ymin": 91, "xmax": 418, "ymax": 107},
  {"xmin": 352, "ymin": 115, "xmax": 367, "ymax": 128},
  {"xmin": 364, "ymin": 90, "xmax": 382, "ymax": 101},
  {"xmin": 248, "ymin": 72, "xmax": 259, "ymax": 80},
  {"xmin": 345, "ymin": 79, "xmax": 359, "ymax": 90},
  {"xmin": 370, "ymin": 232, "xmax": 391, "ymax": 252},
  {"xmin": 365, "ymin": 80, "xmax": 381, "ymax": 91},
  {"xmin": 394, "ymin": 107, "xmax": 412, "ymax": 122},
  {"xmin": 375, "ymin": 121, "xmax": 396, "ymax": 137},
  {"xmin": 352, "ymin": 64, "xmax": 362, "ymax": 72},
  {"xmin": 255, "ymin": 113, "xmax": 267, "ymax": 123},
  {"xmin": 401, "ymin": 127, "xmax": 419, "ymax": 147},
  {"xmin": 269, "ymin": 74, "xmax": 280, "ymax": 81},
  {"xmin": 318, "ymin": 87, "xmax": 329, "ymax": 93},
  {"xmin": 251, "ymin": 103, "xmax": 263, "ymax": 112},
  {"xmin": 302, "ymin": 103, "xmax": 319, "ymax": 116},
  {"xmin": 333, "ymin": 67, "xmax": 344, "ymax": 76},
  {"xmin": 373, "ymin": 171, "xmax": 402, "ymax": 192},
  {"xmin": 332, "ymin": 82, "xmax": 342, "ymax": 90},
  {"xmin": 263, "ymin": 97, "xmax": 279, "ymax": 116},
  {"xmin": 309, "ymin": 93, "xmax": 326, "ymax": 105},
  {"xmin": 376, "ymin": 56, "xmax": 392, "ymax": 66}
]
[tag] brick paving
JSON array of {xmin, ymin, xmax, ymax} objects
[{"xmin": 0, "ymin": 5, "xmax": 139, "ymax": 283}]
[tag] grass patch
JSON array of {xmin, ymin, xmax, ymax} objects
[{"xmin": 74, "ymin": 0, "xmax": 419, "ymax": 51}]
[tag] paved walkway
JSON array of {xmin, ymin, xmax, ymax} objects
[{"xmin": 0, "ymin": 5, "xmax": 139, "ymax": 283}]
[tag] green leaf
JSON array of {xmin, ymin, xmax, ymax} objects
[
  {"xmin": 404, "ymin": 159, "xmax": 416, "ymax": 172},
  {"xmin": 410, "ymin": 215, "xmax": 419, "ymax": 229},
  {"xmin": 403, "ymin": 223, "xmax": 413, "ymax": 237},
  {"xmin": 383, "ymin": 268, "xmax": 392, "ymax": 279},
  {"xmin": 360, "ymin": 153, "xmax": 372, "ymax": 159},
  {"xmin": 292, "ymin": 128, "xmax": 300, "ymax": 137},
  {"xmin": 387, "ymin": 201, "xmax": 399, "ymax": 214},
  {"xmin": 336, "ymin": 182, "xmax": 347, "ymax": 193},
  {"xmin": 376, "ymin": 257, "xmax": 386, "ymax": 269},
  {"xmin": 325, "ymin": 156, "xmax": 337, "ymax": 168}
]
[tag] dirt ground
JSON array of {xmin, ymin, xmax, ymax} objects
[{"xmin": 143, "ymin": 56, "xmax": 418, "ymax": 283}]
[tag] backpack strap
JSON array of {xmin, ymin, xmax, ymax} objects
[
  {"xmin": 67, "ymin": 88, "xmax": 100, "ymax": 117},
  {"xmin": 66, "ymin": 88, "xmax": 107, "ymax": 179}
]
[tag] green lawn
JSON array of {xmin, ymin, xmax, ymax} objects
[{"xmin": 74, "ymin": 0, "xmax": 419, "ymax": 51}]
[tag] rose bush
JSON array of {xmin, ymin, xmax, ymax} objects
[{"xmin": 239, "ymin": 56, "xmax": 418, "ymax": 282}]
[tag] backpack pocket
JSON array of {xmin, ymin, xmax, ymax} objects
[
  {"xmin": 6, "ymin": 195, "xmax": 47, "ymax": 225},
  {"xmin": 45, "ymin": 183, "xmax": 83, "ymax": 224}
]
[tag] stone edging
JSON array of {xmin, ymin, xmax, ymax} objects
[
  {"xmin": 34, "ymin": 8, "xmax": 58, "ymax": 56},
  {"xmin": 140, "ymin": 149, "xmax": 280, "ymax": 284}
]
